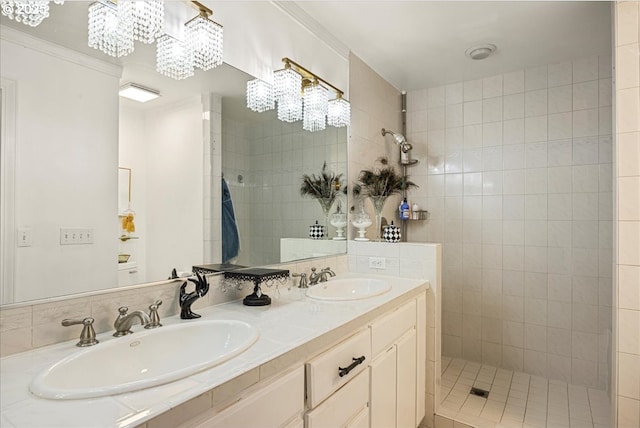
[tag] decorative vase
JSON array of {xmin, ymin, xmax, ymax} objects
[
  {"xmin": 383, "ymin": 221, "xmax": 401, "ymax": 243},
  {"xmin": 317, "ymin": 197, "xmax": 335, "ymax": 239},
  {"xmin": 309, "ymin": 220, "xmax": 325, "ymax": 240},
  {"xmin": 369, "ymin": 195, "xmax": 388, "ymax": 241},
  {"xmin": 351, "ymin": 211, "xmax": 372, "ymax": 241},
  {"xmin": 330, "ymin": 211, "xmax": 347, "ymax": 240}
]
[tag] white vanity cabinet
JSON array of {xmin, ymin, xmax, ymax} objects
[
  {"xmin": 369, "ymin": 298, "xmax": 423, "ymax": 428},
  {"xmin": 304, "ymin": 291, "xmax": 427, "ymax": 428},
  {"xmin": 188, "ymin": 367, "xmax": 304, "ymax": 428}
]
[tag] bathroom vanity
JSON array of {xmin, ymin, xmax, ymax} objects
[{"xmin": 0, "ymin": 274, "xmax": 430, "ymax": 428}]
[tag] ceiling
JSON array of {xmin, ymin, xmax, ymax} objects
[
  {"xmin": 293, "ymin": 1, "xmax": 612, "ymax": 91},
  {"xmin": 1, "ymin": 1, "xmax": 612, "ymax": 105}
]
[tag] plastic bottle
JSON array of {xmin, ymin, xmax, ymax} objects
[
  {"xmin": 400, "ymin": 197, "xmax": 410, "ymax": 220},
  {"xmin": 412, "ymin": 203, "xmax": 419, "ymax": 220}
]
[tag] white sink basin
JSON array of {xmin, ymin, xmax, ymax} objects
[
  {"xmin": 306, "ymin": 278, "xmax": 391, "ymax": 301},
  {"xmin": 30, "ymin": 320, "xmax": 259, "ymax": 400}
]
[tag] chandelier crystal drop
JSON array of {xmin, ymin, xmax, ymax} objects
[
  {"xmin": 327, "ymin": 97, "xmax": 351, "ymax": 128},
  {"xmin": 273, "ymin": 68, "xmax": 302, "ymax": 102},
  {"xmin": 1, "ymin": 0, "xmax": 64, "ymax": 27},
  {"xmin": 156, "ymin": 35, "xmax": 194, "ymax": 80},
  {"xmin": 246, "ymin": 79, "xmax": 274, "ymax": 113},
  {"xmin": 274, "ymin": 68, "xmax": 303, "ymax": 122},
  {"xmin": 185, "ymin": 14, "xmax": 223, "ymax": 71},
  {"xmin": 277, "ymin": 96, "xmax": 303, "ymax": 123},
  {"xmin": 303, "ymin": 83, "xmax": 329, "ymax": 132},
  {"xmin": 88, "ymin": 0, "xmax": 134, "ymax": 58},
  {"xmin": 131, "ymin": 0, "xmax": 164, "ymax": 44}
]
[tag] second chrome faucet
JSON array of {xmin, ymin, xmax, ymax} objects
[{"xmin": 113, "ymin": 306, "xmax": 151, "ymax": 337}]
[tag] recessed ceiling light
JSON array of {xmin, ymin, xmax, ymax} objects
[
  {"xmin": 119, "ymin": 83, "xmax": 160, "ymax": 103},
  {"xmin": 465, "ymin": 44, "xmax": 497, "ymax": 60}
]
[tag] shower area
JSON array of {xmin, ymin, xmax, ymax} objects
[{"xmin": 405, "ymin": 51, "xmax": 615, "ymax": 427}]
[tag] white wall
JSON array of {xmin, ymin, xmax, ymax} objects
[
  {"xmin": 406, "ymin": 55, "xmax": 614, "ymax": 389},
  {"xmin": 1, "ymin": 30, "xmax": 120, "ymax": 302},
  {"xmin": 144, "ymin": 98, "xmax": 204, "ymax": 280},
  {"xmin": 118, "ymin": 105, "xmax": 148, "ymax": 283}
]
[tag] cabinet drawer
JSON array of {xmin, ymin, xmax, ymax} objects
[
  {"xmin": 306, "ymin": 328, "xmax": 371, "ymax": 408},
  {"xmin": 305, "ymin": 368, "xmax": 370, "ymax": 428},
  {"xmin": 370, "ymin": 299, "xmax": 416, "ymax": 356}
]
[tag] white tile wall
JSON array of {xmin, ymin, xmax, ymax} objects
[
  {"xmin": 614, "ymin": 2, "xmax": 640, "ymax": 427},
  {"xmin": 407, "ymin": 55, "xmax": 613, "ymax": 389}
]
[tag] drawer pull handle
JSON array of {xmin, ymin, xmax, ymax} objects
[{"xmin": 338, "ymin": 356, "xmax": 365, "ymax": 377}]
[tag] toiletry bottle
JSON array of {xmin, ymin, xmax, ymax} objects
[
  {"xmin": 400, "ymin": 197, "xmax": 410, "ymax": 220},
  {"xmin": 412, "ymin": 203, "xmax": 419, "ymax": 220}
]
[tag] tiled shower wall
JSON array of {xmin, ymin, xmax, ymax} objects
[
  {"xmin": 406, "ymin": 55, "xmax": 614, "ymax": 389},
  {"xmin": 222, "ymin": 111, "xmax": 347, "ymax": 266}
]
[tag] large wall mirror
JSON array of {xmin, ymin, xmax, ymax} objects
[{"xmin": 0, "ymin": 2, "xmax": 347, "ymax": 305}]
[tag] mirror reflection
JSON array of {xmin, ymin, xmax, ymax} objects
[{"xmin": 0, "ymin": 1, "xmax": 347, "ymax": 305}]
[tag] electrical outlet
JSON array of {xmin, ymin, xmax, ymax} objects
[
  {"xmin": 368, "ymin": 257, "xmax": 386, "ymax": 269},
  {"xmin": 17, "ymin": 228, "xmax": 33, "ymax": 247}
]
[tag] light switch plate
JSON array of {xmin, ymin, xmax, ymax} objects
[{"xmin": 17, "ymin": 228, "xmax": 32, "ymax": 247}]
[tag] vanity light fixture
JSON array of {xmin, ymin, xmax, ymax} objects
[
  {"xmin": 1, "ymin": 0, "xmax": 64, "ymax": 27},
  {"xmin": 245, "ymin": 57, "xmax": 350, "ymax": 131},
  {"xmin": 119, "ymin": 83, "xmax": 160, "ymax": 103},
  {"xmin": 156, "ymin": 34, "xmax": 194, "ymax": 80},
  {"xmin": 88, "ymin": 0, "xmax": 164, "ymax": 58},
  {"xmin": 185, "ymin": 1, "xmax": 223, "ymax": 71},
  {"xmin": 246, "ymin": 78, "xmax": 274, "ymax": 113}
]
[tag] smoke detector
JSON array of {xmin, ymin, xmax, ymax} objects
[{"xmin": 465, "ymin": 44, "xmax": 497, "ymax": 60}]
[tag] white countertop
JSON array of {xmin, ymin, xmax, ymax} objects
[{"xmin": 0, "ymin": 273, "xmax": 428, "ymax": 428}]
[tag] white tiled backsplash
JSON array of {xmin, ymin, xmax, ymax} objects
[{"xmin": 405, "ymin": 55, "xmax": 614, "ymax": 389}]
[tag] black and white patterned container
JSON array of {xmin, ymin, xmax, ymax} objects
[
  {"xmin": 383, "ymin": 222, "xmax": 401, "ymax": 243},
  {"xmin": 309, "ymin": 221, "xmax": 325, "ymax": 240}
]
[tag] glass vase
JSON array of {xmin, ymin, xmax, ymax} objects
[
  {"xmin": 369, "ymin": 195, "xmax": 388, "ymax": 241},
  {"xmin": 317, "ymin": 197, "xmax": 335, "ymax": 239}
]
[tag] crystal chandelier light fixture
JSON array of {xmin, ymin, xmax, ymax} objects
[
  {"xmin": 244, "ymin": 57, "xmax": 350, "ymax": 132},
  {"xmin": 88, "ymin": 0, "xmax": 134, "ymax": 58},
  {"xmin": 185, "ymin": 8, "xmax": 223, "ymax": 71},
  {"xmin": 131, "ymin": 0, "xmax": 164, "ymax": 44},
  {"xmin": 156, "ymin": 35, "xmax": 194, "ymax": 80},
  {"xmin": 246, "ymin": 79, "xmax": 274, "ymax": 113},
  {"xmin": 303, "ymin": 82, "xmax": 329, "ymax": 132},
  {"xmin": 88, "ymin": 0, "xmax": 164, "ymax": 58},
  {"xmin": 1, "ymin": 0, "xmax": 64, "ymax": 27},
  {"xmin": 327, "ymin": 96, "xmax": 351, "ymax": 128},
  {"xmin": 274, "ymin": 67, "xmax": 302, "ymax": 122}
]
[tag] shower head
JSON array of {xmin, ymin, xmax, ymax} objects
[{"xmin": 381, "ymin": 128, "xmax": 406, "ymax": 145}]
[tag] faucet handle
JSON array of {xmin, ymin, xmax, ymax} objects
[
  {"xmin": 118, "ymin": 306, "xmax": 129, "ymax": 316},
  {"xmin": 61, "ymin": 317, "xmax": 99, "ymax": 347},
  {"xmin": 291, "ymin": 272, "xmax": 308, "ymax": 289},
  {"xmin": 146, "ymin": 300, "xmax": 163, "ymax": 329}
]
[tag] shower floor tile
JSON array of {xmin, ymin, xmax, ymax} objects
[{"xmin": 437, "ymin": 357, "xmax": 611, "ymax": 428}]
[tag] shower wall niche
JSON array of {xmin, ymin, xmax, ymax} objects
[{"xmin": 406, "ymin": 55, "xmax": 614, "ymax": 389}]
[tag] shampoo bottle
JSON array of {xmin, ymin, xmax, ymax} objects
[{"xmin": 400, "ymin": 197, "xmax": 410, "ymax": 220}]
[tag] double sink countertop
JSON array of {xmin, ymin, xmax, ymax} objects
[{"xmin": 0, "ymin": 273, "xmax": 428, "ymax": 428}]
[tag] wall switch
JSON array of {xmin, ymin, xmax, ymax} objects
[
  {"xmin": 368, "ymin": 257, "xmax": 386, "ymax": 269},
  {"xmin": 17, "ymin": 228, "xmax": 33, "ymax": 247},
  {"xmin": 60, "ymin": 228, "xmax": 94, "ymax": 245}
]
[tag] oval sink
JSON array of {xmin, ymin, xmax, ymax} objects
[
  {"xmin": 30, "ymin": 320, "xmax": 259, "ymax": 400},
  {"xmin": 306, "ymin": 278, "xmax": 391, "ymax": 301}
]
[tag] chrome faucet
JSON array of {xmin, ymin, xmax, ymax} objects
[
  {"xmin": 113, "ymin": 306, "xmax": 150, "ymax": 337},
  {"xmin": 62, "ymin": 317, "xmax": 99, "ymax": 347},
  {"xmin": 145, "ymin": 300, "xmax": 162, "ymax": 329},
  {"xmin": 291, "ymin": 272, "xmax": 308, "ymax": 288},
  {"xmin": 309, "ymin": 267, "xmax": 336, "ymax": 285}
]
